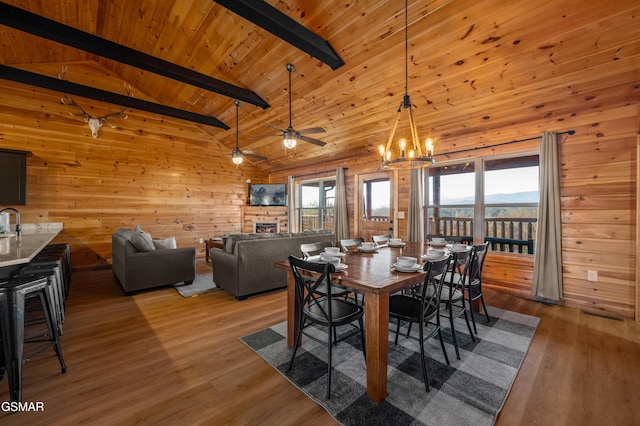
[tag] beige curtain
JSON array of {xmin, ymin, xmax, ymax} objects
[
  {"xmin": 333, "ymin": 167, "xmax": 349, "ymax": 240},
  {"xmin": 532, "ymin": 132, "xmax": 563, "ymax": 301},
  {"xmin": 407, "ymin": 168, "xmax": 424, "ymax": 242},
  {"xmin": 287, "ymin": 175, "xmax": 297, "ymax": 233}
]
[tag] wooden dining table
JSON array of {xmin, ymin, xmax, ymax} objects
[{"xmin": 275, "ymin": 241, "xmax": 441, "ymax": 403}]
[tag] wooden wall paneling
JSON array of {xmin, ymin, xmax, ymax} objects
[
  {"xmin": 637, "ymin": 132, "xmax": 640, "ymax": 320},
  {"xmin": 0, "ymin": 62, "xmax": 269, "ymax": 268}
]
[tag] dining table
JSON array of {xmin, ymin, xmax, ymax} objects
[{"xmin": 275, "ymin": 240, "xmax": 454, "ymax": 403}]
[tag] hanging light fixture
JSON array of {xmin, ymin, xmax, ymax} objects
[
  {"xmin": 283, "ymin": 64, "xmax": 297, "ymax": 149},
  {"xmin": 378, "ymin": 0, "xmax": 435, "ymax": 170},
  {"xmin": 232, "ymin": 101, "xmax": 244, "ymax": 165}
]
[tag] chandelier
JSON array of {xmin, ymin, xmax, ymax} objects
[{"xmin": 378, "ymin": 0, "xmax": 435, "ymax": 170}]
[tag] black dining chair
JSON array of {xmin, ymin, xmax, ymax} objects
[
  {"xmin": 434, "ymin": 249, "xmax": 476, "ymax": 360},
  {"xmin": 389, "ymin": 255, "xmax": 451, "ymax": 392},
  {"xmin": 287, "ymin": 256, "xmax": 366, "ymax": 399},
  {"xmin": 299, "ymin": 241, "xmax": 358, "ymax": 305},
  {"xmin": 456, "ymin": 243, "xmax": 491, "ymax": 333}
]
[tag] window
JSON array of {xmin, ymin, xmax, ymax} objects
[
  {"xmin": 427, "ymin": 154, "xmax": 539, "ymax": 254},
  {"xmin": 428, "ymin": 162, "xmax": 475, "ymax": 239},
  {"xmin": 299, "ymin": 178, "xmax": 335, "ymax": 231},
  {"xmin": 362, "ymin": 177, "xmax": 390, "ymax": 221}
]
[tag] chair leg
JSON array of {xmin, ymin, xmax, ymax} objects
[
  {"xmin": 287, "ymin": 319, "xmax": 304, "ymax": 371},
  {"xmin": 480, "ymin": 294, "xmax": 490, "ymax": 323},
  {"xmin": 448, "ymin": 309, "xmax": 460, "ymax": 360},
  {"xmin": 418, "ymin": 322, "xmax": 430, "ymax": 393},
  {"xmin": 437, "ymin": 327, "xmax": 450, "ymax": 365},
  {"xmin": 467, "ymin": 292, "xmax": 478, "ymax": 335},
  {"xmin": 326, "ymin": 319, "xmax": 333, "ymax": 400},
  {"xmin": 462, "ymin": 304, "xmax": 476, "ymax": 342},
  {"xmin": 394, "ymin": 318, "xmax": 401, "ymax": 345}
]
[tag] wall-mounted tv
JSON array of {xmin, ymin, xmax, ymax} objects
[{"xmin": 249, "ymin": 183, "xmax": 287, "ymax": 206}]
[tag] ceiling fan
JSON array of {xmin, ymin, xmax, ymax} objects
[
  {"xmin": 231, "ymin": 100, "xmax": 268, "ymax": 165},
  {"xmin": 254, "ymin": 63, "xmax": 327, "ymax": 148}
]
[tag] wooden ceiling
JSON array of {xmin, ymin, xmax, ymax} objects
[{"xmin": 1, "ymin": 0, "xmax": 639, "ymax": 174}]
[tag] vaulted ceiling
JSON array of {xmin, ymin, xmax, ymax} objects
[{"xmin": 1, "ymin": 0, "xmax": 639, "ymax": 174}]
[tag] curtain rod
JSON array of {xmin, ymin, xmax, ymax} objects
[
  {"xmin": 435, "ymin": 130, "xmax": 575, "ymax": 157},
  {"xmin": 293, "ymin": 167, "xmax": 348, "ymax": 179}
]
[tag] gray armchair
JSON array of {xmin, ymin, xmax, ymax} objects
[{"xmin": 111, "ymin": 228, "xmax": 196, "ymax": 294}]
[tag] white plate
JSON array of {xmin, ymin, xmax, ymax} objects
[
  {"xmin": 388, "ymin": 243, "xmax": 406, "ymax": 248},
  {"xmin": 334, "ymin": 264, "xmax": 348, "ymax": 272},
  {"xmin": 392, "ymin": 263, "xmax": 422, "ymax": 272}
]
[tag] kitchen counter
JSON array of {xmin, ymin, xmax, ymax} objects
[{"xmin": 0, "ymin": 223, "xmax": 63, "ymax": 268}]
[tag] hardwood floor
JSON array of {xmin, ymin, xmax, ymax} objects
[{"xmin": 1, "ymin": 259, "xmax": 639, "ymax": 425}]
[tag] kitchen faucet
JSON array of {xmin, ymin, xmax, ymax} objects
[{"xmin": 0, "ymin": 207, "xmax": 21, "ymax": 237}]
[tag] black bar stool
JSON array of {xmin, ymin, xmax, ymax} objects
[
  {"xmin": 12, "ymin": 271, "xmax": 64, "ymax": 337},
  {"xmin": 19, "ymin": 263, "xmax": 66, "ymax": 323},
  {"xmin": 0, "ymin": 276, "xmax": 66, "ymax": 402}
]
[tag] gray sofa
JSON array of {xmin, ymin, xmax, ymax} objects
[
  {"xmin": 112, "ymin": 228, "xmax": 196, "ymax": 294},
  {"xmin": 210, "ymin": 230, "xmax": 336, "ymax": 300}
]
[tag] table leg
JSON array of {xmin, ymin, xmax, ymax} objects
[
  {"xmin": 286, "ymin": 270, "xmax": 300, "ymax": 348},
  {"xmin": 364, "ymin": 291, "xmax": 389, "ymax": 403}
]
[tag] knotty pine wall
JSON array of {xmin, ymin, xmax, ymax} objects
[
  {"xmin": 0, "ymin": 62, "xmax": 270, "ymax": 269},
  {"xmin": 269, "ymin": 104, "xmax": 640, "ymax": 320}
]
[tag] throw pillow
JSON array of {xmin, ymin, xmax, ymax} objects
[
  {"xmin": 131, "ymin": 231, "xmax": 155, "ymax": 252},
  {"xmin": 153, "ymin": 236, "xmax": 177, "ymax": 250}
]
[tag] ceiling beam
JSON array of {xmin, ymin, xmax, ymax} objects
[
  {"xmin": 213, "ymin": 0, "xmax": 345, "ymax": 70},
  {"xmin": 0, "ymin": 65, "xmax": 230, "ymax": 129},
  {"xmin": 0, "ymin": 1, "xmax": 269, "ymax": 109}
]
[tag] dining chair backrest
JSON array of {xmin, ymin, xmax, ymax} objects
[
  {"xmin": 420, "ymin": 255, "xmax": 451, "ymax": 312},
  {"xmin": 426, "ymin": 234, "xmax": 445, "ymax": 241},
  {"xmin": 447, "ymin": 235, "xmax": 473, "ymax": 245},
  {"xmin": 448, "ymin": 249, "xmax": 472, "ymax": 289},
  {"xmin": 468, "ymin": 242, "xmax": 489, "ymax": 286},
  {"xmin": 339, "ymin": 238, "xmax": 364, "ymax": 251},
  {"xmin": 300, "ymin": 241, "xmax": 334, "ymax": 258},
  {"xmin": 372, "ymin": 235, "xmax": 391, "ymax": 244},
  {"xmin": 288, "ymin": 256, "xmax": 336, "ymax": 313}
]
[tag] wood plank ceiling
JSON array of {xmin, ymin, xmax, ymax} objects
[{"xmin": 1, "ymin": 0, "xmax": 639, "ymax": 175}]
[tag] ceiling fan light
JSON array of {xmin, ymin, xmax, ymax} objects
[
  {"xmin": 283, "ymin": 136, "xmax": 297, "ymax": 149},
  {"xmin": 232, "ymin": 153, "xmax": 244, "ymax": 165}
]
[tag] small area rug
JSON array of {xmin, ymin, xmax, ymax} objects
[
  {"xmin": 173, "ymin": 272, "xmax": 220, "ymax": 297},
  {"xmin": 241, "ymin": 306, "xmax": 539, "ymax": 426}
]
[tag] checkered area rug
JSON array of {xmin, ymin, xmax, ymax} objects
[{"xmin": 241, "ymin": 306, "xmax": 540, "ymax": 426}]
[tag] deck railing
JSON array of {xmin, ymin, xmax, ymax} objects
[
  {"xmin": 302, "ymin": 214, "xmax": 537, "ymax": 254},
  {"xmin": 429, "ymin": 216, "xmax": 537, "ymax": 254}
]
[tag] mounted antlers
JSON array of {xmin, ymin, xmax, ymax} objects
[{"xmin": 58, "ymin": 66, "xmax": 132, "ymax": 138}]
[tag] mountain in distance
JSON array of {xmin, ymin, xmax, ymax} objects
[{"xmin": 441, "ymin": 190, "xmax": 538, "ymax": 204}]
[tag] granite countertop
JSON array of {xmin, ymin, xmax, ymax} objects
[{"xmin": 0, "ymin": 223, "xmax": 64, "ymax": 267}]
